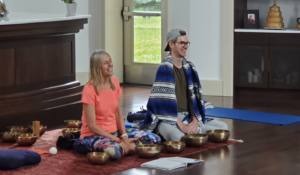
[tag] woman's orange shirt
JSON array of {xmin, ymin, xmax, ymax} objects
[{"xmin": 80, "ymin": 77, "xmax": 122, "ymax": 138}]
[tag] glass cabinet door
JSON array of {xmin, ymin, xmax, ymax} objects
[
  {"xmin": 270, "ymin": 46, "xmax": 300, "ymax": 89},
  {"xmin": 234, "ymin": 45, "xmax": 268, "ymax": 88}
]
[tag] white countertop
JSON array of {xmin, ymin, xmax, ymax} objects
[
  {"xmin": 235, "ymin": 28, "xmax": 300, "ymax": 34},
  {"xmin": 0, "ymin": 12, "xmax": 90, "ymax": 25}
]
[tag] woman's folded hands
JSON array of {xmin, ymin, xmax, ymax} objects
[{"xmin": 119, "ymin": 137, "xmax": 138, "ymax": 155}]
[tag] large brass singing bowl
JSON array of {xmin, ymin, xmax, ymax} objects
[
  {"xmin": 64, "ymin": 120, "xmax": 82, "ymax": 128},
  {"xmin": 7, "ymin": 126, "xmax": 27, "ymax": 133},
  {"xmin": 17, "ymin": 133, "xmax": 37, "ymax": 146},
  {"xmin": 62, "ymin": 128, "xmax": 81, "ymax": 137},
  {"xmin": 87, "ymin": 152, "xmax": 110, "ymax": 165},
  {"xmin": 163, "ymin": 141, "xmax": 185, "ymax": 154},
  {"xmin": 206, "ymin": 130, "xmax": 230, "ymax": 143},
  {"xmin": 1, "ymin": 131, "xmax": 20, "ymax": 143},
  {"xmin": 27, "ymin": 125, "xmax": 47, "ymax": 136},
  {"xmin": 184, "ymin": 134, "xmax": 208, "ymax": 147},
  {"xmin": 135, "ymin": 144, "xmax": 161, "ymax": 158}
]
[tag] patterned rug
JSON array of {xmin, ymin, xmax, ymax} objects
[{"xmin": 0, "ymin": 129, "xmax": 238, "ymax": 175}]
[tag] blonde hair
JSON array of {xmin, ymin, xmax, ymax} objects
[{"xmin": 88, "ymin": 49, "xmax": 115, "ymax": 95}]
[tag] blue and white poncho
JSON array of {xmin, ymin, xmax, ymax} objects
[{"xmin": 141, "ymin": 55, "xmax": 207, "ymax": 134}]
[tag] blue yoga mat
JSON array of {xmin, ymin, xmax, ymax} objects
[{"xmin": 205, "ymin": 107, "xmax": 300, "ymax": 125}]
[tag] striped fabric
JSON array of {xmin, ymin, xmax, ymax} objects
[{"xmin": 141, "ymin": 55, "xmax": 206, "ymax": 132}]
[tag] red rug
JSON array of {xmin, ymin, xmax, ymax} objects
[{"xmin": 0, "ymin": 129, "xmax": 237, "ymax": 175}]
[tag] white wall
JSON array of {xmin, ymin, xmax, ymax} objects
[
  {"xmin": 248, "ymin": 0, "xmax": 300, "ymax": 29},
  {"xmin": 168, "ymin": 0, "xmax": 226, "ymax": 96},
  {"xmin": 189, "ymin": 0, "xmax": 222, "ymax": 80},
  {"xmin": 5, "ymin": 0, "xmax": 100, "ymax": 85}
]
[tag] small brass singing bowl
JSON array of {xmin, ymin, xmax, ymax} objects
[
  {"xmin": 87, "ymin": 152, "xmax": 110, "ymax": 165},
  {"xmin": 7, "ymin": 126, "xmax": 27, "ymax": 133},
  {"xmin": 163, "ymin": 141, "xmax": 185, "ymax": 154},
  {"xmin": 62, "ymin": 128, "xmax": 81, "ymax": 137},
  {"xmin": 135, "ymin": 144, "xmax": 161, "ymax": 158},
  {"xmin": 206, "ymin": 130, "xmax": 230, "ymax": 143},
  {"xmin": 1, "ymin": 131, "xmax": 20, "ymax": 143},
  {"xmin": 27, "ymin": 125, "xmax": 47, "ymax": 136},
  {"xmin": 16, "ymin": 133, "xmax": 37, "ymax": 146},
  {"xmin": 64, "ymin": 120, "xmax": 82, "ymax": 128},
  {"xmin": 184, "ymin": 134, "xmax": 208, "ymax": 147}
]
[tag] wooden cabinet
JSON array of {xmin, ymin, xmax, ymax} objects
[{"xmin": 235, "ymin": 33, "xmax": 300, "ymax": 90}]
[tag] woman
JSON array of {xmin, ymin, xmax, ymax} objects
[{"xmin": 79, "ymin": 50, "xmax": 161, "ymax": 160}]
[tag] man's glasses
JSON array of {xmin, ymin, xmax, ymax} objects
[{"xmin": 175, "ymin": 41, "xmax": 191, "ymax": 47}]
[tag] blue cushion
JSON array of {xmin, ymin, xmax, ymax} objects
[
  {"xmin": 0, "ymin": 149, "xmax": 41, "ymax": 170},
  {"xmin": 73, "ymin": 139, "xmax": 90, "ymax": 155},
  {"xmin": 127, "ymin": 113, "xmax": 146, "ymax": 122}
]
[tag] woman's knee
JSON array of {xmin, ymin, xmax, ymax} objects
[{"xmin": 102, "ymin": 144, "xmax": 123, "ymax": 161}]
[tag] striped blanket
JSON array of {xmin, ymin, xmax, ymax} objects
[{"xmin": 141, "ymin": 55, "xmax": 206, "ymax": 133}]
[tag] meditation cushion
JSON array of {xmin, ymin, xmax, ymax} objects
[
  {"xmin": 73, "ymin": 138, "xmax": 91, "ymax": 155},
  {"xmin": 127, "ymin": 112, "xmax": 146, "ymax": 122},
  {"xmin": 0, "ymin": 149, "xmax": 41, "ymax": 170}
]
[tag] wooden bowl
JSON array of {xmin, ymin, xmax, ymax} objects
[
  {"xmin": 135, "ymin": 144, "xmax": 161, "ymax": 158},
  {"xmin": 206, "ymin": 130, "xmax": 230, "ymax": 143},
  {"xmin": 87, "ymin": 152, "xmax": 110, "ymax": 165},
  {"xmin": 163, "ymin": 141, "xmax": 185, "ymax": 154},
  {"xmin": 16, "ymin": 133, "xmax": 37, "ymax": 146},
  {"xmin": 184, "ymin": 134, "xmax": 208, "ymax": 147}
]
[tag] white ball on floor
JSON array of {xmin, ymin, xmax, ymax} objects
[{"xmin": 49, "ymin": 147, "xmax": 57, "ymax": 155}]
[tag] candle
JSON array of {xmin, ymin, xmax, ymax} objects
[
  {"xmin": 248, "ymin": 71, "xmax": 253, "ymax": 83},
  {"xmin": 253, "ymin": 75, "xmax": 258, "ymax": 83},
  {"xmin": 254, "ymin": 69, "xmax": 259, "ymax": 75}
]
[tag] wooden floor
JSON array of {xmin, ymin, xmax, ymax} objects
[{"xmin": 112, "ymin": 85, "xmax": 300, "ymax": 175}]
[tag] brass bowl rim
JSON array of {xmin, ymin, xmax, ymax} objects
[
  {"xmin": 136, "ymin": 144, "xmax": 161, "ymax": 148},
  {"xmin": 87, "ymin": 152, "xmax": 110, "ymax": 157},
  {"xmin": 64, "ymin": 120, "xmax": 82, "ymax": 123},
  {"xmin": 7, "ymin": 126, "xmax": 25, "ymax": 129},
  {"xmin": 184, "ymin": 134, "xmax": 208, "ymax": 138},
  {"xmin": 163, "ymin": 141, "xmax": 185, "ymax": 146},
  {"xmin": 62, "ymin": 128, "xmax": 81, "ymax": 132},
  {"xmin": 17, "ymin": 133, "xmax": 38, "ymax": 138},
  {"xmin": 132, "ymin": 120, "xmax": 142, "ymax": 124},
  {"xmin": 206, "ymin": 129, "xmax": 230, "ymax": 133}
]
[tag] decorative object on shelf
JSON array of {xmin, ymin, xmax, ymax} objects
[
  {"xmin": 0, "ymin": 0, "xmax": 9, "ymax": 17},
  {"xmin": 265, "ymin": 0, "xmax": 284, "ymax": 29},
  {"xmin": 248, "ymin": 71, "xmax": 253, "ymax": 83},
  {"xmin": 286, "ymin": 74, "xmax": 291, "ymax": 84},
  {"xmin": 296, "ymin": 18, "xmax": 300, "ymax": 29},
  {"xmin": 244, "ymin": 10, "xmax": 260, "ymax": 29},
  {"xmin": 62, "ymin": 0, "xmax": 77, "ymax": 17}
]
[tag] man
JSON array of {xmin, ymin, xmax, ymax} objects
[
  {"xmin": 141, "ymin": 29, "xmax": 228, "ymax": 141},
  {"xmin": 248, "ymin": 15, "xmax": 255, "ymax": 24}
]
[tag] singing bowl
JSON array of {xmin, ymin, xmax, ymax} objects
[
  {"xmin": 27, "ymin": 125, "xmax": 47, "ymax": 136},
  {"xmin": 1, "ymin": 131, "xmax": 20, "ymax": 143},
  {"xmin": 135, "ymin": 144, "xmax": 161, "ymax": 158},
  {"xmin": 206, "ymin": 130, "xmax": 230, "ymax": 143},
  {"xmin": 163, "ymin": 141, "xmax": 185, "ymax": 154},
  {"xmin": 16, "ymin": 133, "xmax": 37, "ymax": 146},
  {"xmin": 64, "ymin": 120, "xmax": 82, "ymax": 128},
  {"xmin": 184, "ymin": 134, "xmax": 208, "ymax": 147},
  {"xmin": 7, "ymin": 126, "xmax": 27, "ymax": 133},
  {"xmin": 87, "ymin": 152, "xmax": 110, "ymax": 165},
  {"xmin": 62, "ymin": 128, "xmax": 81, "ymax": 137}
]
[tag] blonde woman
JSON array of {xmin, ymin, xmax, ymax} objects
[{"xmin": 79, "ymin": 50, "xmax": 161, "ymax": 160}]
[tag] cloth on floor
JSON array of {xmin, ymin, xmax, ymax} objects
[
  {"xmin": 0, "ymin": 149, "xmax": 41, "ymax": 170},
  {"xmin": 13, "ymin": 147, "xmax": 49, "ymax": 155}
]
